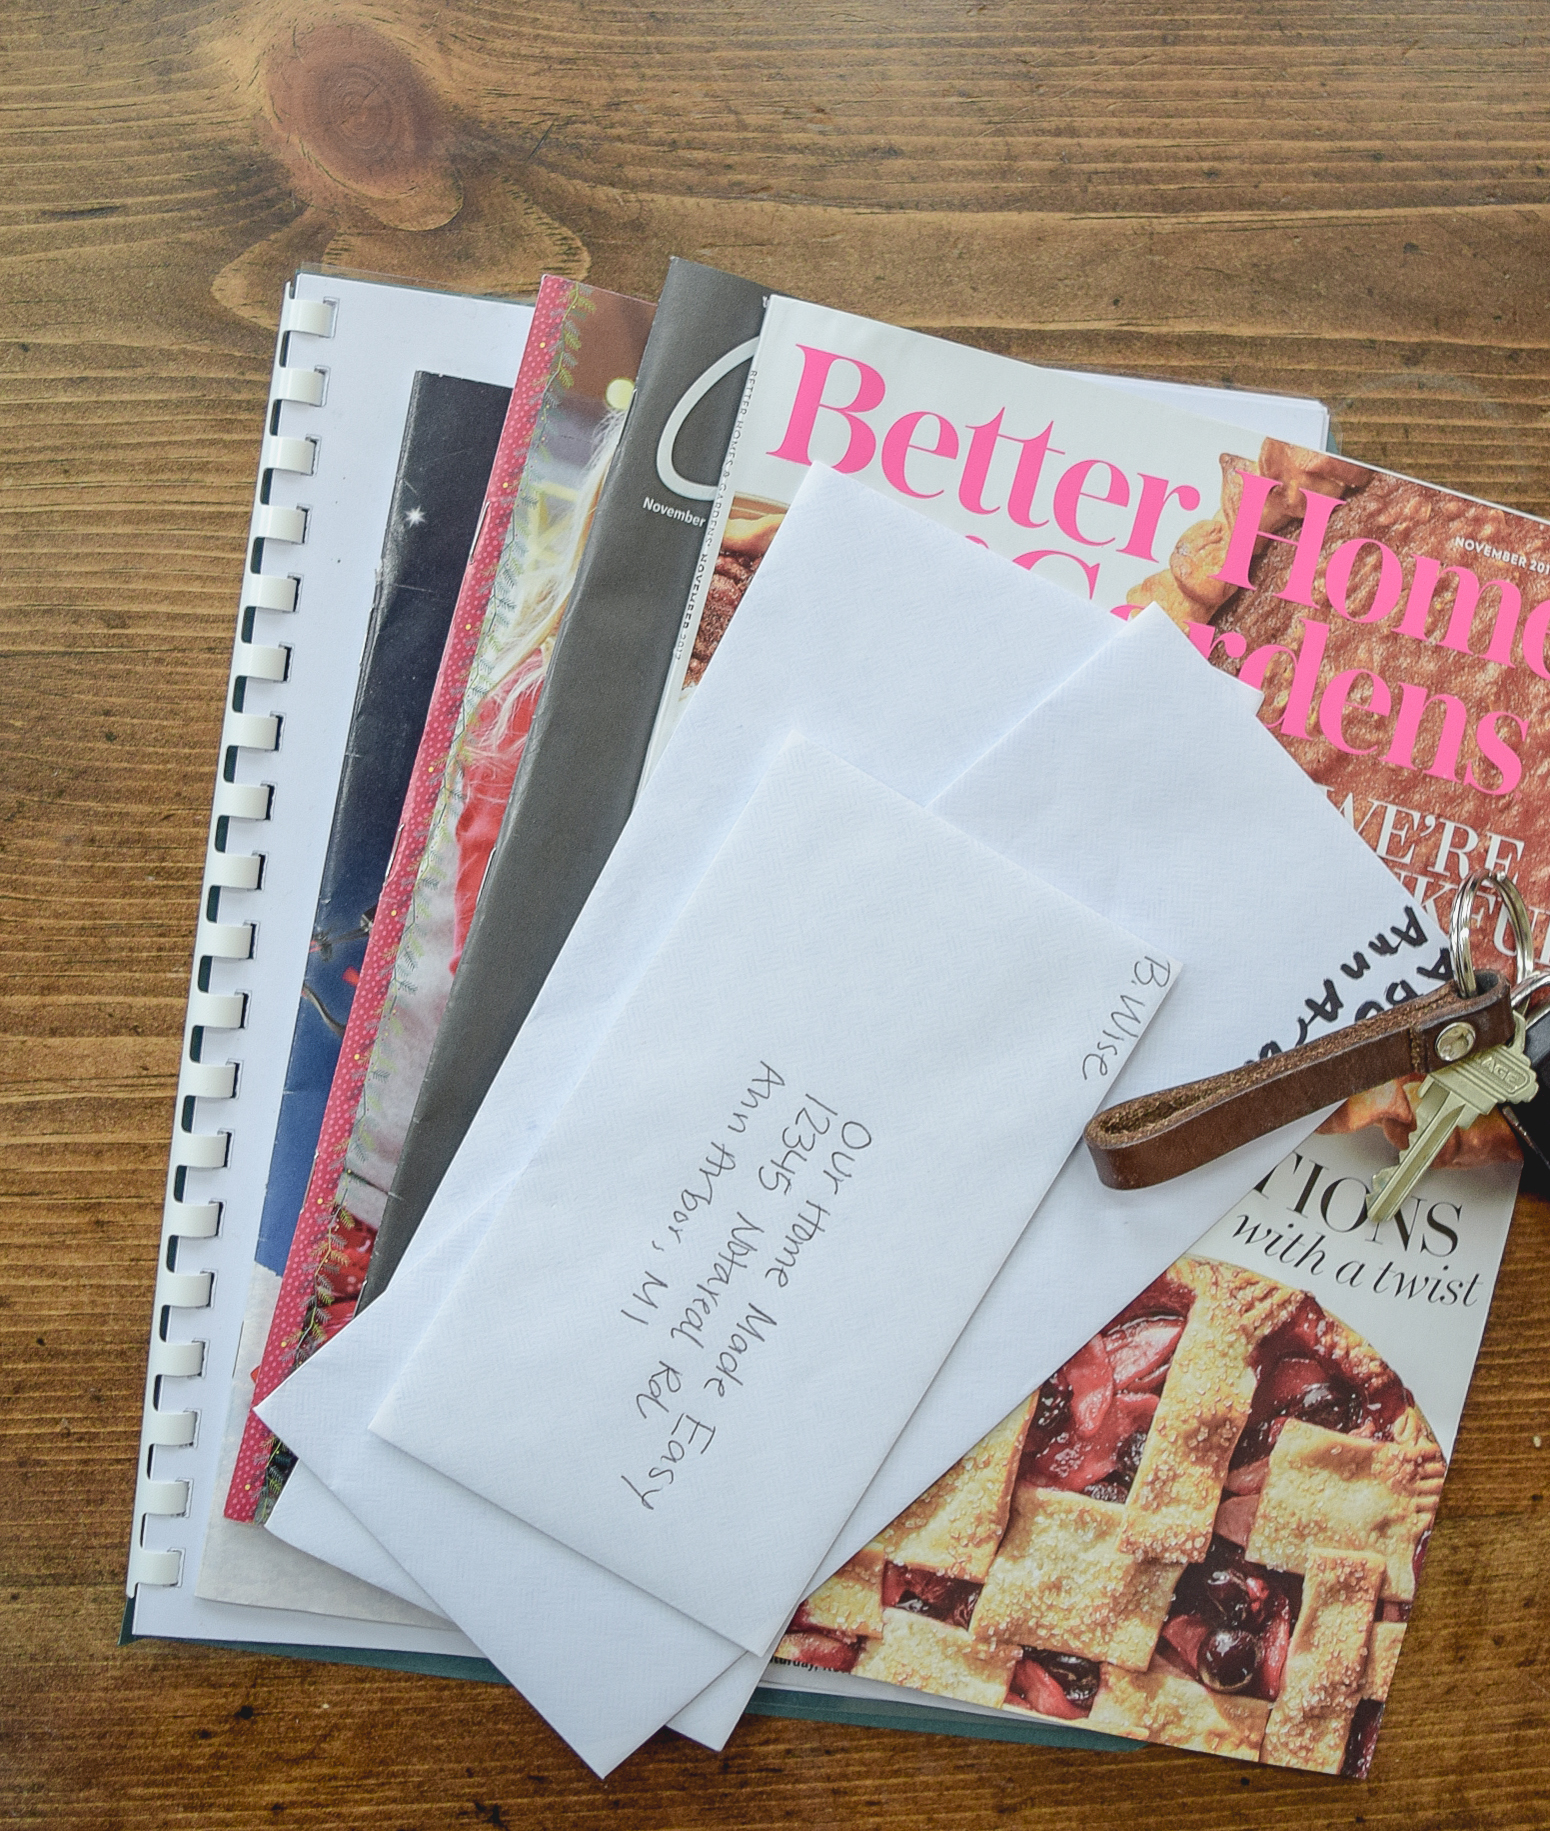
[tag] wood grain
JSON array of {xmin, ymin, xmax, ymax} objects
[{"xmin": 3, "ymin": 2, "xmax": 1550, "ymax": 1825}]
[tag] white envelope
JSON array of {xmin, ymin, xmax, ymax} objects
[
  {"xmin": 643, "ymin": 606, "xmax": 1451, "ymax": 1757},
  {"xmin": 820, "ymin": 603, "xmax": 1449, "ymax": 1569},
  {"xmin": 256, "ymin": 466, "xmax": 1122, "ymax": 1770},
  {"xmin": 371, "ymin": 737, "xmax": 1176, "ymax": 1655},
  {"xmin": 266, "ymin": 1460, "xmax": 446, "ymax": 1620},
  {"xmin": 257, "ymin": 1207, "xmax": 745, "ymax": 1773}
]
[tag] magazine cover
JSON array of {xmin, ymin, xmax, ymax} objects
[
  {"xmin": 225, "ymin": 279, "xmax": 655, "ymax": 1524},
  {"xmin": 641, "ymin": 294, "xmax": 1328, "ymax": 772},
  {"xmin": 767, "ymin": 439, "xmax": 1550, "ymax": 1767},
  {"xmin": 772, "ymin": 1116, "xmax": 1517, "ymax": 1775},
  {"xmin": 362, "ymin": 258, "xmax": 770, "ymax": 1301},
  {"xmin": 1134, "ymin": 438, "xmax": 1550, "ymax": 976}
]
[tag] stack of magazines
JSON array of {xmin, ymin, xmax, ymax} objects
[{"xmin": 125, "ymin": 258, "xmax": 1550, "ymax": 1781}]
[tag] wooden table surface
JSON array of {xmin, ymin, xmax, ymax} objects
[{"xmin": 5, "ymin": 3, "xmax": 1550, "ymax": 1825}]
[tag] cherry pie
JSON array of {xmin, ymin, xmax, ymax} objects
[{"xmin": 775, "ymin": 1254, "xmax": 1442, "ymax": 1774}]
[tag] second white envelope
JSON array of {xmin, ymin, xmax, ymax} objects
[{"xmin": 369, "ymin": 736, "xmax": 1176, "ymax": 1655}]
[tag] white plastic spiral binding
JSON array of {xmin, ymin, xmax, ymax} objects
[{"xmin": 127, "ymin": 282, "xmax": 336, "ymax": 1596}]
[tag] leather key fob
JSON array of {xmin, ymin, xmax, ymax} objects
[{"xmin": 1085, "ymin": 973, "xmax": 1515, "ymax": 1191}]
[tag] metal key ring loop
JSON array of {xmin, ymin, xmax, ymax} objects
[
  {"xmin": 1450, "ymin": 869, "xmax": 1534, "ymax": 997},
  {"xmin": 1511, "ymin": 966, "xmax": 1550, "ymax": 1012},
  {"xmin": 1449, "ymin": 871, "xmax": 1487, "ymax": 995}
]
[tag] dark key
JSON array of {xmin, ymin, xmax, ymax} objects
[{"xmin": 1502, "ymin": 1003, "xmax": 1550, "ymax": 1197}]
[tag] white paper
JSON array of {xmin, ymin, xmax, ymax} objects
[
  {"xmin": 669, "ymin": 1648, "xmax": 775, "ymax": 1749},
  {"xmin": 256, "ymin": 486, "xmax": 1431, "ymax": 1767},
  {"xmin": 373, "ymin": 737, "xmax": 1175, "ymax": 1654},
  {"xmin": 254, "ymin": 466, "xmax": 1122, "ymax": 1768},
  {"xmin": 817, "ymin": 604, "xmax": 1450, "ymax": 1571},
  {"xmin": 1079, "ymin": 369, "xmax": 1329, "ymax": 450}
]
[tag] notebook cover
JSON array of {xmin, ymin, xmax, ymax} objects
[
  {"xmin": 127, "ymin": 270, "xmax": 529, "ymax": 1667},
  {"xmin": 222, "ymin": 281, "xmax": 572, "ymax": 1523}
]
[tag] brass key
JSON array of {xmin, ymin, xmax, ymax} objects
[{"xmin": 1366, "ymin": 1012, "xmax": 1538, "ymax": 1227}]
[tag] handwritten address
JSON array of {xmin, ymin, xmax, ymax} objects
[{"xmin": 617, "ymin": 1064, "xmax": 872, "ymax": 1511}]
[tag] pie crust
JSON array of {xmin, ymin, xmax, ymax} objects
[
  {"xmin": 1261, "ymin": 1549, "xmax": 1387, "ymax": 1773},
  {"xmin": 971, "ymin": 1487, "xmax": 1182, "ymax": 1670},
  {"xmin": 1362, "ymin": 1620, "xmax": 1406, "ymax": 1702},
  {"xmin": 851, "ymin": 1609, "xmax": 1020, "ymax": 1709},
  {"xmin": 1086, "ymin": 1666, "xmax": 1271, "ymax": 1761},
  {"xmin": 878, "ymin": 1396, "xmax": 1035, "ymax": 1583},
  {"xmin": 1245, "ymin": 1418, "xmax": 1444, "ymax": 1601},
  {"xmin": 1120, "ymin": 1263, "xmax": 1303, "ymax": 1564},
  {"xmin": 795, "ymin": 1543, "xmax": 886, "ymax": 1640},
  {"xmin": 777, "ymin": 1252, "xmax": 1444, "ymax": 1775}
]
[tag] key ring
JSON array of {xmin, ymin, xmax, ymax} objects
[{"xmin": 1450, "ymin": 869, "xmax": 1536, "ymax": 1001}]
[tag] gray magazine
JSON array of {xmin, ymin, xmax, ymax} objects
[{"xmin": 360, "ymin": 258, "xmax": 770, "ymax": 1300}]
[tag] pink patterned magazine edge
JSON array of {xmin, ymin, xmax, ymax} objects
[{"xmin": 224, "ymin": 277, "xmax": 576, "ymax": 1521}]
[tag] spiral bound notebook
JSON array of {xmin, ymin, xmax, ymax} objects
[{"xmin": 124, "ymin": 270, "xmax": 531, "ymax": 1663}]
